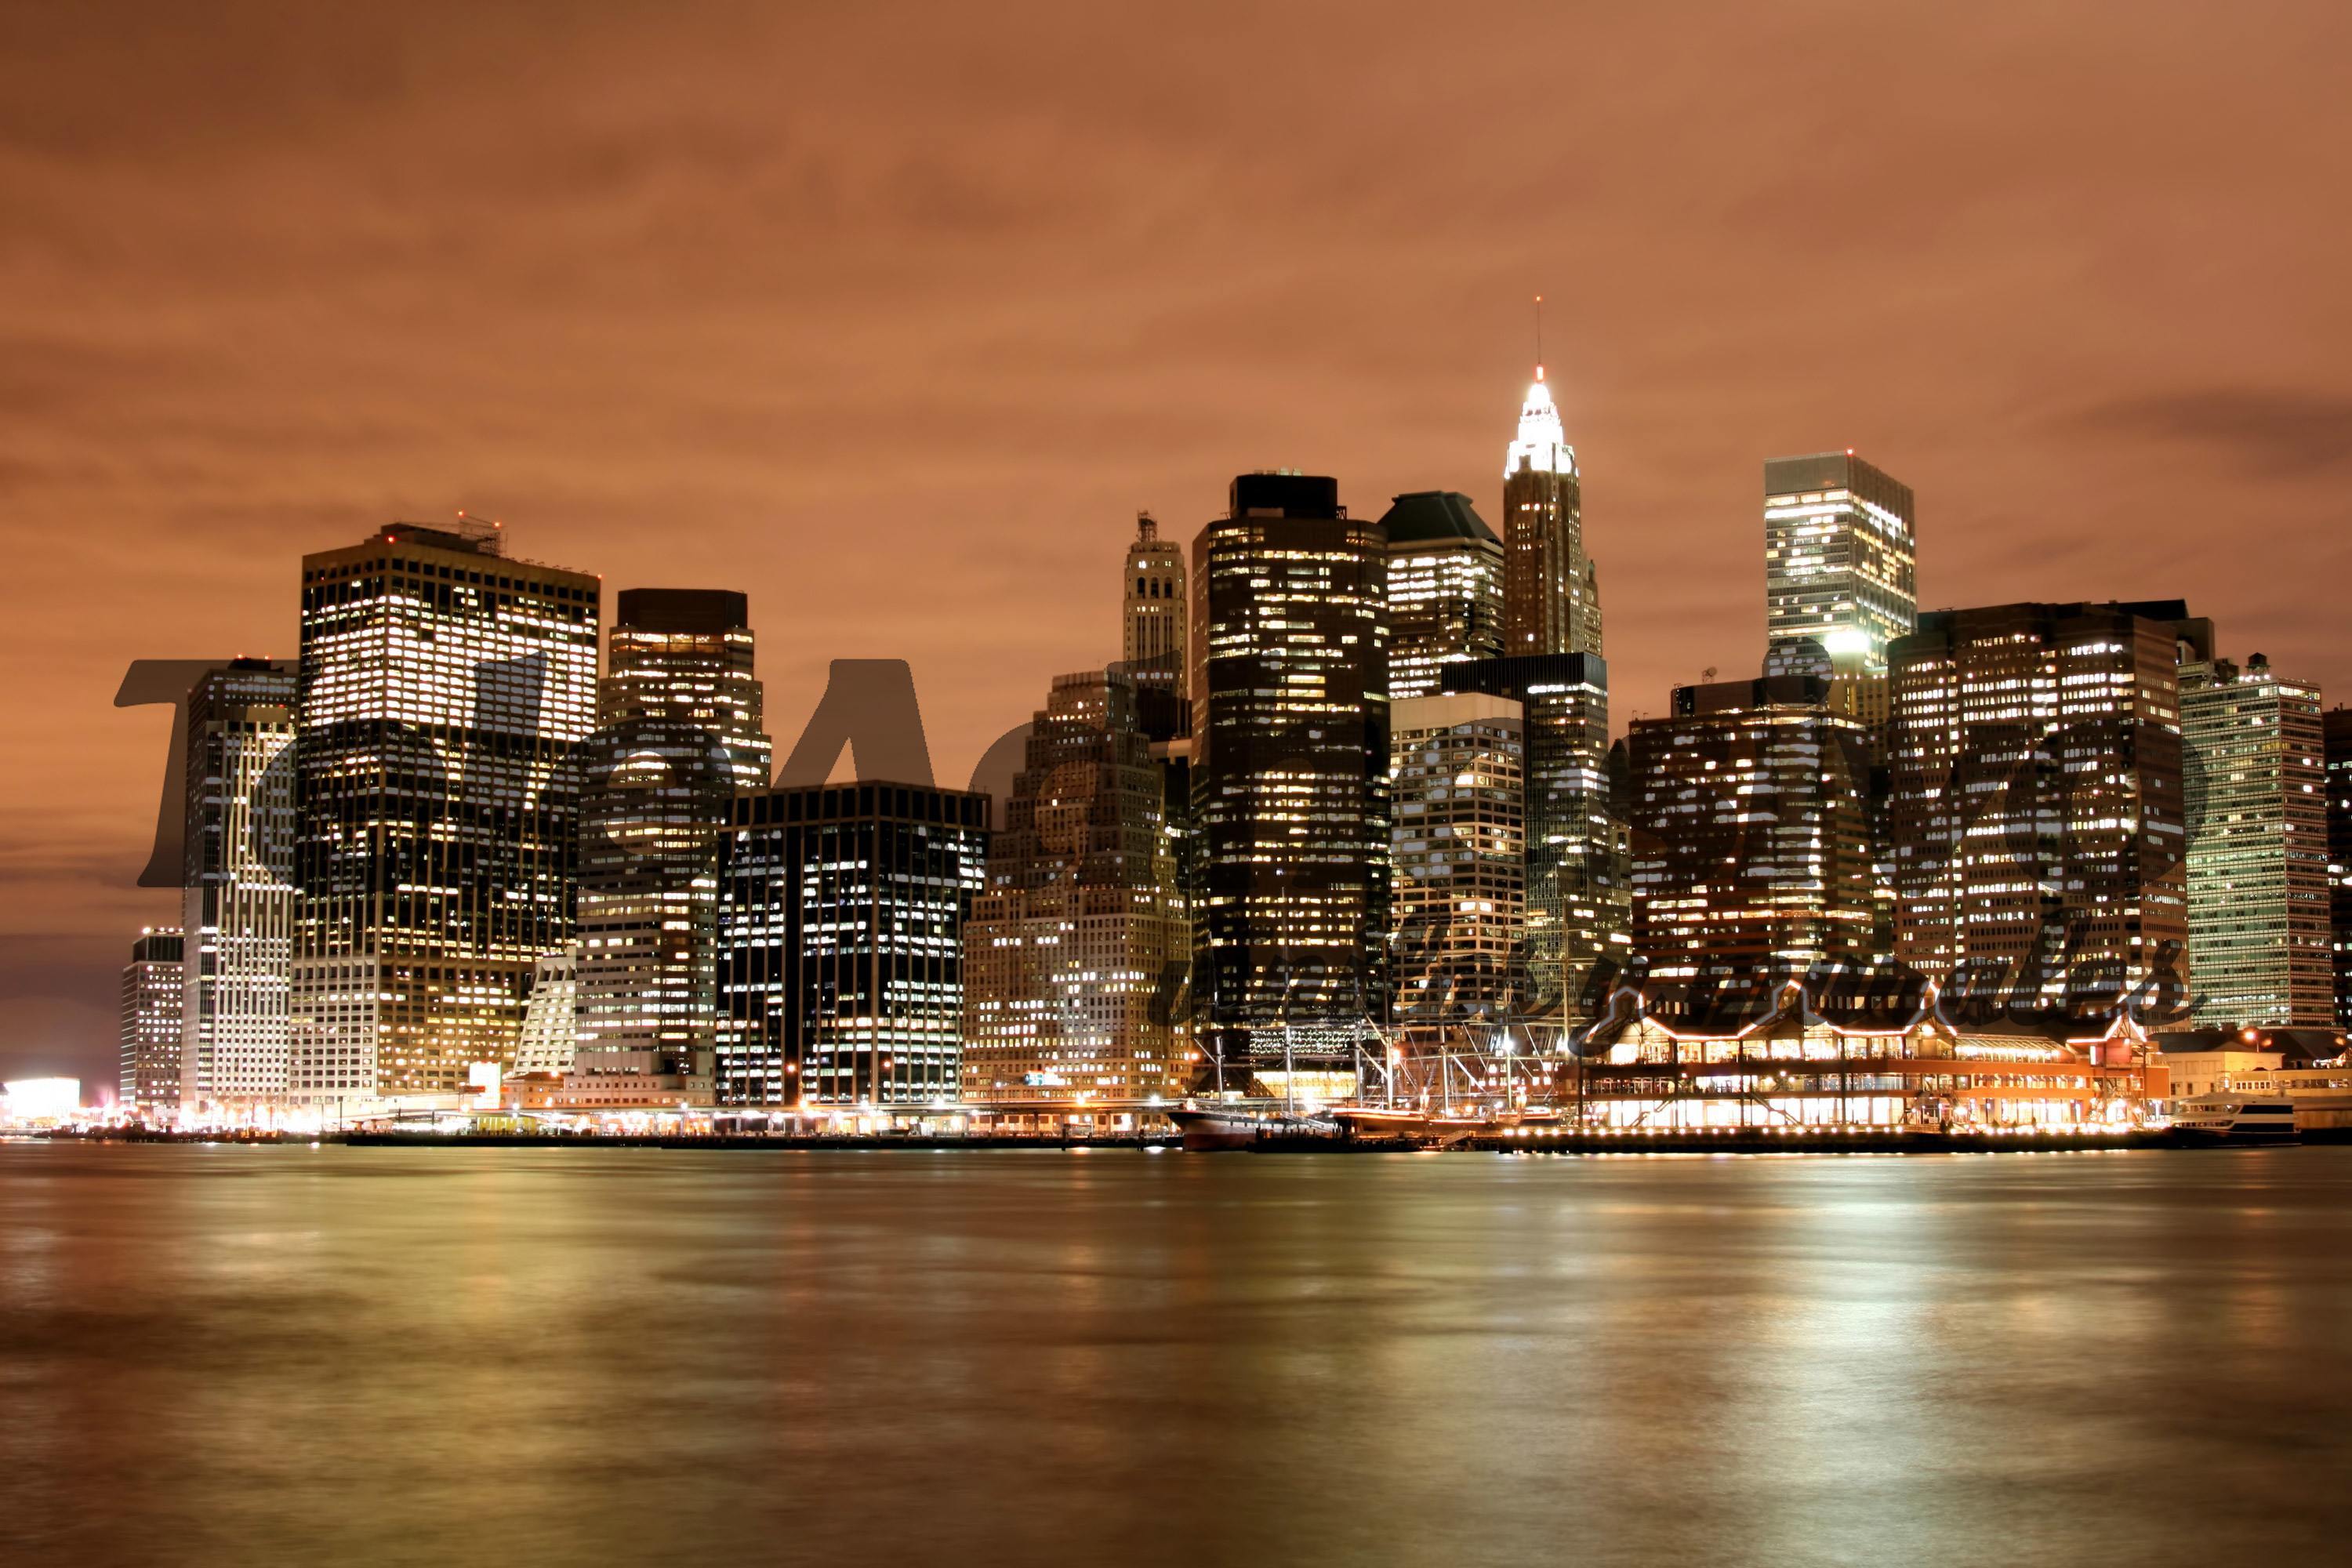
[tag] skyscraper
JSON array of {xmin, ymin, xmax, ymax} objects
[
  {"xmin": 1390, "ymin": 693, "xmax": 1525, "ymax": 1024},
  {"xmin": 717, "ymin": 780, "xmax": 989, "ymax": 1105},
  {"xmin": 1121, "ymin": 512, "xmax": 1188, "ymax": 739},
  {"xmin": 960, "ymin": 671, "xmax": 1189, "ymax": 1108},
  {"xmin": 119, "ymin": 926, "xmax": 184, "ymax": 1120},
  {"xmin": 1190, "ymin": 473, "xmax": 1389, "ymax": 1083},
  {"xmin": 1763, "ymin": 452, "xmax": 1917, "ymax": 675},
  {"xmin": 2180, "ymin": 655, "xmax": 2332, "ymax": 1025},
  {"xmin": 292, "ymin": 521, "xmax": 599, "ymax": 1105},
  {"xmin": 180, "ymin": 659, "xmax": 296, "ymax": 1114},
  {"xmin": 1443, "ymin": 653, "xmax": 1624, "ymax": 1016},
  {"xmin": 1626, "ymin": 674, "xmax": 1877, "ymax": 1017},
  {"xmin": 1889, "ymin": 601, "xmax": 2205, "ymax": 1018},
  {"xmin": 2327, "ymin": 708, "xmax": 2352, "ymax": 1026},
  {"xmin": 1381, "ymin": 491, "xmax": 1504, "ymax": 699},
  {"xmin": 1501, "ymin": 368, "xmax": 1601, "ymax": 658},
  {"xmin": 575, "ymin": 590, "xmax": 771, "ymax": 1077}
]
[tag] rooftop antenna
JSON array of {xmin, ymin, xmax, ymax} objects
[{"xmin": 1534, "ymin": 295, "xmax": 1544, "ymax": 381}]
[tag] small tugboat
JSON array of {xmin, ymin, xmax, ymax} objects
[{"xmin": 2170, "ymin": 1093, "xmax": 2299, "ymax": 1144}]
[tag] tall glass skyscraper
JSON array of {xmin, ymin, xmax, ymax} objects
[
  {"xmin": 292, "ymin": 521, "xmax": 599, "ymax": 1105},
  {"xmin": 575, "ymin": 589, "xmax": 771, "ymax": 1074},
  {"xmin": 1189, "ymin": 473, "xmax": 1389, "ymax": 1083},
  {"xmin": 717, "ymin": 781, "xmax": 989, "ymax": 1105},
  {"xmin": 1390, "ymin": 693, "xmax": 1524, "ymax": 1025},
  {"xmin": 1763, "ymin": 452, "xmax": 1917, "ymax": 675},
  {"xmin": 1502, "ymin": 368, "xmax": 1601, "ymax": 659},
  {"xmin": 1381, "ymin": 491, "xmax": 1504, "ymax": 700},
  {"xmin": 1889, "ymin": 601, "xmax": 2204, "ymax": 1018},
  {"xmin": 2180, "ymin": 655, "xmax": 2332, "ymax": 1026},
  {"xmin": 181, "ymin": 659, "xmax": 296, "ymax": 1113},
  {"xmin": 1443, "ymin": 653, "xmax": 1624, "ymax": 1018}
]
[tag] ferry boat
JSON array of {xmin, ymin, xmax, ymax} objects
[{"xmin": 2169, "ymin": 1093, "xmax": 2299, "ymax": 1145}]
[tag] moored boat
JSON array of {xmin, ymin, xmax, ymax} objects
[
  {"xmin": 1167, "ymin": 1106, "xmax": 1342, "ymax": 1151},
  {"xmin": 2169, "ymin": 1094, "xmax": 2299, "ymax": 1144}
]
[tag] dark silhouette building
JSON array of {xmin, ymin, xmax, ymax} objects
[{"xmin": 2324, "ymin": 708, "xmax": 2352, "ymax": 1026}]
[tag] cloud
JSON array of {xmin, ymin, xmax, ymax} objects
[{"xmin": 2073, "ymin": 387, "xmax": 2352, "ymax": 476}]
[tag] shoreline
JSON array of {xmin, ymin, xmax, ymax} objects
[{"xmin": 21, "ymin": 1127, "xmax": 2341, "ymax": 1154}]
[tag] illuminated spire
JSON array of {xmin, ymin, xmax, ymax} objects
[{"xmin": 1505, "ymin": 368, "xmax": 1576, "ymax": 479}]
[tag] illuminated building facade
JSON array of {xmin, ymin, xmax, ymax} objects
[
  {"xmin": 575, "ymin": 590, "xmax": 771, "ymax": 1079},
  {"xmin": 1501, "ymin": 368, "xmax": 1601, "ymax": 659},
  {"xmin": 118, "ymin": 927, "xmax": 185, "ymax": 1119},
  {"xmin": 2180, "ymin": 656, "xmax": 2332, "ymax": 1025},
  {"xmin": 1190, "ymin": 473, "xmax": 1389, "ymax": 1078},
  {"xmin": 2329, "ymin": 709, "xmax": 2352, "ymax": 1026},
  {"xmin": 961, "ymin": 672, "xmax": 1189, "ymax": 1106},
  {"xmin": 1571, "ymin": 985, "xmax": 2151, "ymax": 1130},
  {"xmin": 511, "ymin": 948, "xmax": 580, "ymax": 1076},
  {"xmin": 1763, "ymin": 452, "xmax": 1916, "ymax": 675},
  {"xmin": 717, "ymin": 781, "xmax": 989, "ymax": 1105},
  {"xmin": 292, "ymin": 521, "xmax": 599, "ymax": 1104},
  {"xmin": 1390, "ymin": 693, "xmax": 1524, "ymax": 1024},
  {"xmin": 1445, "ymin": 653, "xmax": 1624, "ymax": 1017},
  {"xmin": 1626, "ymin": 675, "xmax": 1877, "ymax": 1018},
  {"xmin": 180, "ymin": 659, "xmax": 296, "ymax": 1112},
  {"xmin": 1380, "ymin": 491, "xmax": 1504, "ymax": 699},
  {"xmin": 1888, "ymin": 601, "xmax": 2205, "ymax": 1018}
]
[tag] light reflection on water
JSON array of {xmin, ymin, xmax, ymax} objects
[{"xmin": 3, "ymin": 1145, "xmax": 2349, "ymax": 1567}]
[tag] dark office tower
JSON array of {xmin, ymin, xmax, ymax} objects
[
  {"xmin": 119, "ymin": 927, "xmax": 185, "ymax": 1120},
  {"xmin": 1502, "ymin": 368, "xmax": 1601, "ymax": 659},
  {"xmin": 1763, "ymin": 452, "xmax": 1917, "ymax": 676},
  {"xmin": 961, "ymin": 672, "xmax": 1189, "ymax": 1105},
  {"xmin": 1381, "ymin": 492, "xmax": 1504, "ymax": 700},
  {"xmin": 1888, "ymin": 601, "xmax": 2206, "ymax": 1019},
  {"xmin": 1444, "ymin": 653, "xmax": 1625, "ymax": 1018},
  {"xmin": 181, "ymin": 659, "xmax": 296, "ymax": 1115},
  {"xmin": 293, "ymin": 521, "xmax": 599, "ymax": 1106},
  {"xmin": 2181, "ymin": 656, "xmax": 2331, "ymax": 1026},
  {"xmin": 1625, "ymin": 675, "xmax": 1877, "ymax": 1018},
  {"xmin": 575, "ymin": 590, "xmax": 771, "ymax": 1080},
  {"xmin": 717, "ymin": 781, "xmax": 989, "ymax": 1105},
  {"xmin": 1189, "ymin": 473, "xmax": 1389, "ymax": 1084},
  {"xmin": 2327, "ymin": 708, "xmax": 2352, "ymax": 1026}
]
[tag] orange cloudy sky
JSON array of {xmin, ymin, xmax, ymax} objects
[{"xmin": 3, "ymin": 1, "xmax": 2348, "ymax": 1083}]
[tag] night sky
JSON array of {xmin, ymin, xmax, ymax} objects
[{"xmin": 5, "ymin": 1, "xmax": 2348, "ymax": 1085}]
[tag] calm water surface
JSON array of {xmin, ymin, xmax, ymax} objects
[{"xmin": 3, "ymin": 1143, "xmax": 2350, "ymax": 1566}]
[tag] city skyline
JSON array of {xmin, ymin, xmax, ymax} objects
[
  {"xmin": 13, "ymin": 13, "xmax": 2352, "ymax": 1566},
  {"xmin": 7, "ymin": 3, "xmax": 2352, "ymax": 1091}
]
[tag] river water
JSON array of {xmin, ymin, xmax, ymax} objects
[{"xmin": 3, "ymin": 1143, "xmax": 2349, "ymax": 1566}]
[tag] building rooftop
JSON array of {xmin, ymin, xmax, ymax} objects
[{"xmin": 1379, "ymin": 490, "xmax": 1497, "ymax": 546}]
